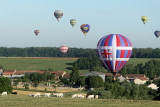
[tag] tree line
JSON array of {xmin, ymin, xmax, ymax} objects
[
  {"xmin": 74, "ymin": 56, "xmax": 160, "ymax": 79},
  {"xmin": 0, "ymin": 47, "xmax": 160, "ymax": 58}
]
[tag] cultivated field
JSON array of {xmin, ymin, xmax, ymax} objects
[
  {"xmin": 0, "ymin": 57, "xmax": 159, "ymax": 73},
  {"xmin": 0, "ymin": 57, "xmax": 78, "ymax": 73},
  {"xmin": 0, "ymin": 95, "xmax": 160, "ymax": 107}
]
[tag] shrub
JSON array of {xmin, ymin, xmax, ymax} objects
[
  {"xmin": 0, "ymin": 77, "xmax": 13, "ymax": 93},
  {"xmin": 87, "ymin": 88, "xmax": 112, "ymax": 99}
]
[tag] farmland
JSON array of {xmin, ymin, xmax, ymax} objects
[
  {"xmin": 0, "ymin": 57, "xmax": 159, "ymax": 73},
  {"xmin": 0, "ymin": 95, "xmax": 160, "ymax": 107}
]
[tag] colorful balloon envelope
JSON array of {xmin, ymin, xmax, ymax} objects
[
  {"xmin": 97, "ymin": 34, "xmax": 132, "ymax": 76},
  {"xmin": 80, "ymin": 24, "xmax": 90, "ymax": 35},
  {"xmin": 54, "ymin": 10, "xmax": 63, "ymax": 22},
  {"xmin": 141, "ymin": 16, "xmax": 148, "ymax": 24},
  {"xmin": 34, "ymin": 30, "xmax": 40, "ymax": 36},
  {"xmin": 154, "ymin": 30, "xmax": 160, "ymax": 38},
  {"xmin": 60, "ymin": 45, "xmax": 68, "ymax": 53},
  {"xmin": 70, "ymin": 19, "xmax": 76, "ymax": 27}
]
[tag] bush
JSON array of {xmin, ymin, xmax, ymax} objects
[
  {"xmin": 87, "ymin": 88, "xmax": 112, "ymax": 99},
  {"xmin": 0, "ymin": 77, "xmax": 13, "ymax": 93},
  {"xmin": 85, "ymin": 75, "xmax": 104, "ymax": 88}
]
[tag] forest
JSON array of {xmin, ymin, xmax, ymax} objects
[{"xmin": 0, "ymin": 47, "xmax": 160, "ymax": 58}]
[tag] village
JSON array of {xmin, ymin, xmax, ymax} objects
[{"xmin": 0, "ymin": 69, "xmax": 159, "ymax": 92}]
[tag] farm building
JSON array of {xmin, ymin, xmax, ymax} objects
[
  {"xmin": 50, "ymin": 71, "xmax": 66, "ymax": 80},
  {"xmin": 2, "ymin": 70, "xmax": 16, "ymax": 78},
  {"xmin": 126, "ymin": 74, "xmax": 149, "ymax": 85}
]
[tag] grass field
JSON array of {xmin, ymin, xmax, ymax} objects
[
  {"xmin": 0, "ymin": 57, "xmax": 78, "ymax": 73},
  {"xmin": 0, "ymin": 57, "xmax": 159, "ymax": 73},
  {"xmin": 0, "ymin": 95, "xmax": 160, "ymax": 107}
]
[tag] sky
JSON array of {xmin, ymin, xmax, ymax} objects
[{"xmin": 0, "ymin": 0, "xmax": 160, "ymax": 49}]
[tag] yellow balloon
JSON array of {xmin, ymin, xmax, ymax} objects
[{"xmin": 141, "ymin": 16, "xmax": 148, "ymax": 24}]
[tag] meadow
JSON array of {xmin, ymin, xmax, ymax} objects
[
  {"xmin": 0, "ymin": 57, "xmax": 159, "ymax": 73},
  {"xmin": 0, "ymin": 95, "xmax": 160, "ymax": 107}
]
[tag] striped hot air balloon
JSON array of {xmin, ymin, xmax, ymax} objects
[
  {"xmin": 97, "ymin": 34, "xmax": 132, "ymax": 76},
  {"xmin": 70, "ymin": 19, "xmax": 76, "ymax": 27},
  {"xmin": 60, "ymin": 45, "xmax": 68, "ymax": 53},
  {"xmin": 34, "ymin": 30, "xmax": 40, "ymax": 36},
  {"xmin": 80, "ymin": 24, "xmax": 90, "ymax": 36}
]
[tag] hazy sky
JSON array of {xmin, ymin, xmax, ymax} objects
[{"xmin": 0, "ymin": 0, "xmax": 160, "ymax": 48}]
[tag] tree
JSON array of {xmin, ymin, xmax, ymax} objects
[
  {"xmin": 85, "ymin": 75, "xmax": 104, "ymax": 88},
  {"xmin": 33, "ymin": 81, "xmax": 39, "ymax": 89},
  {"xmin": 13, "ymin": 80, "xmax": 19, "ymax": 89},
  {"xmin": 76, "ymin": 76, "xmax": 86, "ymax": 87},
  {"xmin": 0, "ymin": 77, "xmax": 13, "ymax": 93},
  {"xmin": 23, "ymin": 83, "xmax": 29, "ymax": 89},
  {"xmin": 70, "ymin": 63, "xmax": 79, "ymax": 85},
  {"xmin": 52, "ymin": 84, "xmax": 57, "ymax": 92}
]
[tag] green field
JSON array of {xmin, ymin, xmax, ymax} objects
[
  {"xmin": 0, "ymin": 57, "xmax": 159, "ymax": 73},
  {"xmin": 0, "ymin": 95, "xmax": 160, "ymax": 107}
]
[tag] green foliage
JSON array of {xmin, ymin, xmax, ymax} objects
[
  {"xmin": 32, "ymin": 81, "xmax": 39, "ymax": 89},
  {"xmin": 76, "ymin": 76, "xmax": 86, "ymax": 87},
  {"xmin": 104, "ymin": 81, "xmax": 155, "ymax": 100},
  {"xmin": 0, "ymin": 77, "xmax": 13, "ymax": 93},
  {"xmin": 85, "ymin": 75, "xmax": 104, "ymax": 88},
  {"xmin": 23, "ymin": 83, "xmax": 29, "ymax": 89},
  {"xmin": 13, "ymin": 80, "xmax": 19, "ymax": 88},
  {"xmin": 70, "ymin": 64, "xmax": 80, "ymax": 84},
  {"xmin": 87, "ymin": 88, "xmax": 112, "ymax": 99},
  {"xmin": 74, "ymin": 56, "xmax": 106, "ymax": 72},
  {"xmin": 23, "ymin": 72, "xmax": 54, "ymax": 83}
]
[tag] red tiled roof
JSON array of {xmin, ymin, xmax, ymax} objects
[
  {"xmin": 24, "ymin": 71, "xmax": 45, "ymax": 74},
  {"xmin": 136, "ymin": 77, "xmax": 149, "ymax": 81},
  {"xmin": 126, "ymin": 74, "xmax": 145, "ymax": 78},
  {"xmin": 63, "ymin": 74, "xmax": 70, "ymax": 79},
  {"xmin": 3, "ymin": 70, "xmax": 15, "ymax": 75},
  {"xmin": 105, "ymin": 73, "xmax": 121, "ymax": 77},
  {"xmin": 55, "ymin": 71, "xmax": 65, "ymax": 76},
  {"xmin": 50, "ymin": 72, "xmax": 56, "ymax": 74},
  {"xmin": 14, "ymin": 71, "xmax": 25, "ymax": 75}
]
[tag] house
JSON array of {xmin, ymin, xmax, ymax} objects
[
  {"xmin": 63, "ymin": 74, "xmax": 70, "ymax": 79},
  {"xmin": 3, "ymin": 70, "xmax": 16, "ymax": 78},
  {"xmin": 117, "ymin": 75, "xmax": 128, "ymax": 82},
  {"xmin": 12, "ymin": 71, "xmax": 25, "ymax": 78},
  {"xmin": 51, "ymin": 71, "xmax": 66, "ymax": 80},
  {"xmin": 148, "ymin": 83, "xmax": 159, "ymax": 90},
  {"xmin": 82, "ymin": 72, "xmax": 105, "ymax": 81},
  {"xmin": 126, "ymin": 74, "xmax": 149, "ymax": 85}
]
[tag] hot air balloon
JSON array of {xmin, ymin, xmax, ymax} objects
[
  {"xmin": 80, "ymin": 24, "xmax": 90, "ymax": 35},
  {"xmin": 70, "ymin": 19, "xmax": 76, "ymax": 27},
  {"xmin": 34, "ymin": 30, "xmax": 40, "ymax": 36},
  {"xmin": 141, "ymin": 16, "xmax": 148, "ymax": 24},
  {"xmin": 60, "ymin": 45, "xmax": 68, "ymax": 53},
  {"xmin": 54, "ymin": 10, "xmax": 63, "ymax": 22},
  {"xmin": 97, "ymin": 34, "xmax": 132, "ymax": 77},
  {"xmin": 154, "ymin": 30, "xmax": 160, "ymax": 38}
]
